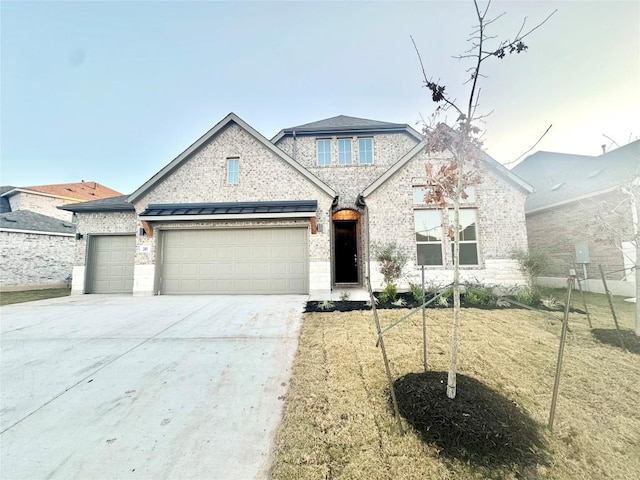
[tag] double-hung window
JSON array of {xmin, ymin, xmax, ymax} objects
[
  {"xmin": 338, "ymin": 138, "xmax": 352, "ymax": 165},
  {"xmin": 413, "ymin": 185, "xmax": 479, "ymax": 266},
  {"xmin": 227, "ymin": 158, "xmax": 239, "ymax": 185},
  {"xmin": 453, "ymin": 209, "xmax": 478, "ymax": 265},
  {"xmin": 317, "ymin": 139, "xmax": 331, "ymax": 166},
  {"xmin": 414, "ymin": 210, "xmax": 444, "ymax": 265},
  {"xmin": 358, "ymin": 138, "xmax": 373, "ymax": 164}
]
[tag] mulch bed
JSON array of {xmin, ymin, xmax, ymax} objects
[
  {"xmin": 392, "ymin": 371, "xmax": 548, "ymax": 469},
  {"xmin": 591, "ymin": 328, "xmax": 640, "ymax": 354}
]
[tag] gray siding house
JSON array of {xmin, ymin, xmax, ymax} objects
[{"xmin": 61, "ymin": 113, "xmax": 532, "ymax": 296}]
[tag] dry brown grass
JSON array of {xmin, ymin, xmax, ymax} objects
[{"xmin": 270, "ymin": 292, "xmax": 639, "ymax": 479}]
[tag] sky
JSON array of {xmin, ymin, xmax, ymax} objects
[{"xmin": 1, "ymin": 0, "xmax": 639, "ymax": 195}]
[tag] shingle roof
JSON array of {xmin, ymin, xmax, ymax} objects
[
  {"xmin": 287, "ymin": 115, "xmax": 407, "ymax": 131},
  {"xmin": 272, "ymin": 115, "xmax": 421, "ymax": 142},
  {"xmin": 140, "ymin": 200, "xmax": 318, "ymax": 217},
  {"xmin": 3, "ymin": 181, "xmax": 122, "ymax": 202},
  {"xmin": 58, "ymin": 195, "xmax": 135, "ymax": 213},
  {"xmin": 0, "ymin": 210, "xmax": 76, "ymax": 235},
  {"xmin": 512, "ymin": 140, "xmax": 640, "ymax": 212},
  {"xmin": 0, "ymin": 187, "xmax": 13, "ymax": 213}
]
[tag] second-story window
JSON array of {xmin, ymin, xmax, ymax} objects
[
  {"xmin": 227, "ymin": 158, "xmax": 239, "ymax": 184},
  {"xmin": 359, "ymin": 138, "xmax": 373, "ymax": 164},
  {"xmin": 317, "ymin": 139, "xmax": 331, "ymax": 166},
  {"xmin": 338, "ymin": 138, "xmax": 352, "ymax": 165}
]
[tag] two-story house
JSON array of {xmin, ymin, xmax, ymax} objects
[{"xmin": 61, "ymin": 113, "xmax": 532, "ymax": 296}]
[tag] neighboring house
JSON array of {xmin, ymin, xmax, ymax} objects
[
  {"xmin": 512, "ymin": 140, "xmax": 639, "ymax": 296},
  {"xmin": 0, "ymin": 181, "xmax": 122, "ymax": 291},
  {"xmin": 60, "ymin": 113, "xmax": 532, "ymax": 297}
]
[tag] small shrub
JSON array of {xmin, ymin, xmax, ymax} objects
[
  {"xmin": 464, "ymin": 283, "xmax": 495, "ymax": 306},
  {"xmin": 511, "ymin": 248, "xmax": 549, "ymax": 286},
  {"xmin": 514, "ymin": 286, "xmax": 541, "ymax": 306},
  {"xmin": 379, "ymin": 283, "xmax": 398, "ymax": 304},
  {"xmin": 318, "ymin": 300, "xmax": 334, "ymax": 311},
  {"xmin": 541, "ymin": 295, "xmax": 561, "ymax": 310},
  {"xmin": 371, "ymin": 242, "xmax": 408, "ymax": 285},
  {"xmin": 339, "ymin": 291, "xmax": 351, "ymax": 302},
  {"xmin": 436, "ymin": 288, "xmax": 452, "ymax": 307},
  {"xmin": 392, "ymin": 297, "xmax": 407, "ymax": 307},
  {"xmin": 409, "ymin": 282, "xmax": 424, "ymax": 304}
]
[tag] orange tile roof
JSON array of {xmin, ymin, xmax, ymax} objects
[{"xmin": 20, "ymin": 181, "xmax": 123, "ymax": 201}]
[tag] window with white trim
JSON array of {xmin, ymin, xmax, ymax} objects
[
  {"xmin": 414, "ymin": 210, "xmax": 444, "ymax": 266},
  {"xmin": 358, "ymin": 137, "xmax": 373, "ymax": 164},
  {"xmin": 338, "ymin": 138, "xmax": 352, "ymax": 165},
  {"xmin": 317, "ymin": 139, "xmax": 331, "ymax": 166},
  {"xmin": 413, "ymin": 185, "xmax": 479, "ymax": 266},
  {"xmin": 452, "ymin": 209, "xmax": 479, "ymax": 265},
  {"xmin": 227, "ymin": 158, "xmax": 239, "ymax": 184}
]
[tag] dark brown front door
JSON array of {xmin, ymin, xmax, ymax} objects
[{"xmin": 334, "ymin": 220, "xmax": 358, "ymax": 283}]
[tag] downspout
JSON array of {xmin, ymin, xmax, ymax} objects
[{"xmin": 330, "ymin": 196, "xmax": 339, "ymax": 292}]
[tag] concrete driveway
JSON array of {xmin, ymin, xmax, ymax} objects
[{"xmin": 0, "ymin": 294, "xmax": 306, "ymax": 479}]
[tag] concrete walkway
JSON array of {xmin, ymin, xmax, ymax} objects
[{"xmin": 0, "ymin": 294, "xmax": 306, "ymax": 479}]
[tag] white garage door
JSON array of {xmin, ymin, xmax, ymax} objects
[
  {"xmin": 88, "ymin": 235, "xmax": 135, "ymax": 293},
  {"xmin": 161, "ymin": 228, "xmax": 308, "ymax": 294}
]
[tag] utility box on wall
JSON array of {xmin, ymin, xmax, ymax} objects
[{"xmin": 575, "ymin": 242, "xmax": 590, "ymax": 264}]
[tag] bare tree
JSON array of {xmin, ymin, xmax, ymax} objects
[{"xmin": 413, "ymin": 0, "xmax": 555, "ymax": 398}]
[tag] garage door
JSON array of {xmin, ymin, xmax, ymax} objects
[
  {"xmin": 161, "ymin": 228, "xmax": 308, "ymax": 294},
  {"xmin": 88, "ymin": 235, "xmax": 135, "ymax": 293}
]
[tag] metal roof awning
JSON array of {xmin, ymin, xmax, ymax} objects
[{"xmin": 139, "ymin": 200, "xmax": 318, "ymax": 221}]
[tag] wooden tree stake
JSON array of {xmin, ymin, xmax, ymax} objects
[{"xmin": 599, "ymin": 264, "xmax": 626, "ymax": 351}]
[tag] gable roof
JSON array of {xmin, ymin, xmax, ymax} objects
[
  {"xmin": 512, "ymin": 140, "xmax": 640, "ymax": 213},
  {"xmin": 271, "ymin": 115, "xmax": 422, "ymax": 142},
  {"xmin": 361, "ymin": 140, "xmax": 534, "ymax": 198},
  {"xmin": 128, "ymin": 113, "xmax": 337, "ymax": 204},
  {"xmin": 1, "ymin": 181, "xmax": 122, "ymax": 202},
  {"xmin": 59, "ymin": 195, "xmax": 135, "ymax": 213},
  {"xmin": 0, "ymin": 210, "xmax": 76, "ymax": 236},
  {"xmin": 0, "ymin": 186, "xmax": 14, "ymax": 213}
]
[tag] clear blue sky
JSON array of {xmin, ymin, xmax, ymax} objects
[{"xmin": 2, "ymin": 0, "xmax": 638, "ymax": 195}]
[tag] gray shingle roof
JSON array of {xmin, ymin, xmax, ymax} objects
[
  {"xmin": 287, "ymin": 115, "xmax": 407, "ymax": 131},
  {"xmin": 0, "ymin": 210, "xmax": 76, "ymax": 235},
  {"xmin": 272, "ymin": 115, "xmax": 421, "ymax": 142},
  {"xmin": 512, "ymin": 140, "xmax": 640, "ymax": 212},
  {"xmin": 59, "ymin": 195, "xmax": 135, "ymax": 213},
  {"xmin": 140, "ymin": 200, "xmax": 318, "ymax": 217}
]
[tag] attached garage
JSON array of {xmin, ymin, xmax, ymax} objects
[
  {"xmin": 160, "ymin": 227, "xmax": 308, "ymax": 294},
  {"xmin": 87, "ymin": 235, "xmax": 135, "ymax": 293}
]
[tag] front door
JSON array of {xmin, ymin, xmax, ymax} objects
[{"xmin": 334, "ymin": 220, "xmax": 358, "ymax": 284}]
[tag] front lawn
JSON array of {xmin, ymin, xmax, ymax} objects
[
  {"xmin": 271, "ymin": 292, "xmax": 639, "ymax": 479},
  {"xmin": 0, "ymin": 288, "xmax": 71, "ymax": 306}
]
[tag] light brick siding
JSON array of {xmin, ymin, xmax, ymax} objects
[
  {"xmin": 0, "ymin": 231, "xmax": 74, "ymax": 290},
  {"xmin": 366, "ymin": 151, "xmax": 529, "ymax": 288},
  {"xmin": 9, "ymin": 192, "xmax": 75, "ymax": 222},
  {"xmin": 276, "ymin": 133, "xmax": 418, "ymax": 207},
  {"xmin": 526, "ymin": 190, "xmax": 634, "ymax": 281},
  {"xmin": 73, "ymin": 211, "xmax": 138, "ymax": 266}
]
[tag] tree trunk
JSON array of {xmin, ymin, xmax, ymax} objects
[{"xmin": 447, "ymin": 153, "xmax": 464, "ymax": 399}]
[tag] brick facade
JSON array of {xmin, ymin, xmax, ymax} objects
[
  {"xmin": 365, "ymin": 152, "xmax": 528, "ymax": 289},
  {"xmin": 0, "ymin": 231, "xmax": 74, "ymax": 290},
  {"xmin": 526, "ymin": 190, "xmax": 634, "ymax": 281},
  {"xmin": 70, "ymin": 114, "xmax": 530, "ymax": 295},
  {"xmin": 9, "ymin": 192, "xmax": 74, "ymax": 222}
]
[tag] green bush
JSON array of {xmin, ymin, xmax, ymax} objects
[
  {"xmin": 379, "ymin": 283, "xmax": 398, "ymax": 304},
  {"xmin": 408, "ymin": 282, "xmax": 424, "ymax": 304},
  {"xmin": 511, "ymin": 248, "xmax": 549, "ymax": 286},
  {"xmin": 514, "ymin": 286, "xmax": 541, "ymax": 306},
  {"xmin": 371, "ymin": 242, "xmax": 408, "ymax": 285},
  {"xmin": 464, "ymin": 283, "xmax": 495, "ymax": 306}
]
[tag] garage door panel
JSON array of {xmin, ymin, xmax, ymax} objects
[
  {"xmin": 89, "ymin": 236, "xmax": 135, "ymax": 294},
  {"xmin": 161, "ymin": 228, "xmax": 308, "ymax": 294}
]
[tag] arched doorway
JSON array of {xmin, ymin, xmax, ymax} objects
[{"xmin": 332, "ymin": 209, "xmax": 361, "ymax": 285}]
